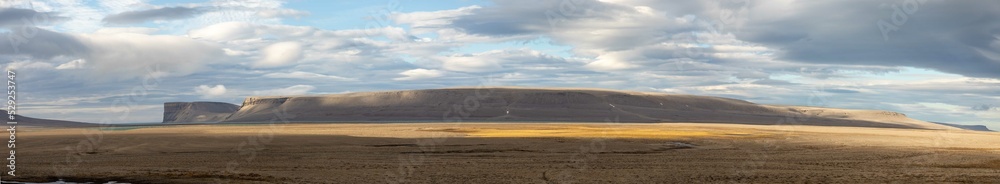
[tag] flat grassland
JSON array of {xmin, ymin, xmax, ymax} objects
[{"xmin": 11, "ymin": 123, "xmax": 1000, "ymax": 183}]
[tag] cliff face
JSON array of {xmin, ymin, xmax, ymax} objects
[
  {"xmin": 163, "ymin": 87, "xmax": 961, "ymax": 130},
  {"xmin": 162, "ymin": 102, "xmax": 240, "ymax": 123}
]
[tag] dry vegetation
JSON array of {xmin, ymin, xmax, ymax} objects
[{"xmin": 10, "ymin": 123, "xmax": 1000, "ymax": 183}]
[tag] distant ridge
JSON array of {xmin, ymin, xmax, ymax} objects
[
  {"xmin": 932, "ymin": 122, "xmax": 993, "ymax": 131},
  {"xmin": 165, "ymin": 87, "xmax": 959, "ymax": 130},
  {"xmin": 2, "ymin": 110, "xmax": 97, "ymax": 127}
]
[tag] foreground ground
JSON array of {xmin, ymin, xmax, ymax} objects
[{"xmin": 9, "ymin": 123, "xmax": 1000, "ymax": 183}]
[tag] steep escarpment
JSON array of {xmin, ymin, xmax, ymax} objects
[
  {"xmin": 195, "ymin": 87, "xmax": 959, "ymax": 130},
  {"xmin": 162, "ymin": 102, "xmax": 239, "ymax": 123}
]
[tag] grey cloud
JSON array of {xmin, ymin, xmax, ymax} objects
[
  {"xmin": 733, "ymin": 0, "xmax": 1000, "ymax": 78},
  {"xmin": 103, "ymin": 6, "xmax": 206, "ymax": 24},
  {"xmin": 1, "ymin": 26, "xmax": 224, "ymax": 80},
  {"xmin": 823, "ymin": 89, "xmax": 861, "ymax": 94},
  {"xmin": 0, "ymin": 27, "xmax": 89, "ymax": 59},
  {"xmin": 451, "ymin": 0, "xmax": 633, "ymax": 36},
  {"xmin": 971, "ymin": 104, "xmax": 995, "ymax": 111},
  {"xmin": 440, "ymin": 1, "xmax": 1000, "ymax": 79},
  {"xmin": 751, "ymin": 79, "xmax": 797, "ymax": 86},
  {"xmin": 0, "ymin": 8, "xmax": 68, "ymax": 27}
]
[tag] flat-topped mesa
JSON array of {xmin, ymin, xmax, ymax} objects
[
  {"xmin": 933, "ymin": 122, "xmax": 993, "ymax": 131},
  {"xmin": 163, "ymin": 102, "xmax": 240, "ymax": 123},
  {"xmin": 210, "ymin": 87, "xmax": 959, "ymax": 130}
]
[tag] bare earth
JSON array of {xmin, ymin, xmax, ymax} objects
[{"xmin": 12, "ymin": 123, "xmax": 1000, "ymax": 183}]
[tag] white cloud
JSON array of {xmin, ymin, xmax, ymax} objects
[
  {"xmin": 194, "ymin": 84, "xmax": 227, "ymax": 98},
  {"xmin": 584, "ymin": 52, "xmax": 638, "ymax": 71},
  {"xmin": 79, "ymin": 32, "xmax": 224, "ymax": 79},
  {"xmin": 263, "ymin": 71, "xmax": 356, "ymax": 81},
  {"xmin": 94, "ymin": 27, "xmax": 159, "ymax": 34},
  {"xmin": 392, "ymin": 5, "xmax": 481, "ymax": 34},
  {"xmin": 439, "ymin": 55, "xmax": 503, "ymax": 72},
  {"xmin": 188, "ymin": 21, "xmax": 380, "ymax": 42},
  {"xmin": 188, "ymin": 21, "xmax": 259, "ymax": 41},
  {"xmin": 394, "ymin": 69, "xmax": 444, "ymax": 81},
  {"xmin": 4, "ymin": 61, "xmax": 54, "ymax": 71},
  {"xmin": 254, "ymin": 41, "xmax": 303, "ymax": 68},
  {"xmin": 252, "ymin": 85, "xmax": 316, "ymax": 96},
  {"xmin": 55, "ymin": 59, "xmax": 87, "ymax": 70},
  {"xmin": 434, "ymin": 49, "xmax": 568, "ymax": 73},
  {"xmin": 256, "ymin": 9, "xmax": 310, "ymax": 18},
  {"xmin": 11, "ymin": 0, "xmax": 1000, "ymax": 130}
]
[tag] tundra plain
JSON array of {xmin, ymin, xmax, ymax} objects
[{"xmin": 11, "ymin": 123, "xmax": 1000, "ymax": 183}]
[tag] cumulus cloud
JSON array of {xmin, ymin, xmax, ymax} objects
[
  {"xmin": 394, "ymin": 69, "xmax": 444, "ymax": 80},
  {"xmin": 0, "ymin": 28, "xmax": 224, "ymax": 79},
  {"xmin": 439, "ymin": 54, "xmax": 503, "ymax": 72},
  {"xmin": 83, "ymin": 32, "xmax": 224, "ymax": 78},
  {"xmin": 584, "ymin": 52, "xmax": 638, "ymax": 71},
  {"xmin": 435, "ymin": 49, "xmax": 569, "ymax": 72},
  {"xmin": 194, "ymin": 84, "xmax": 227, "ymax": 98},
  {"xmin": 254, "ymin": 41, "xmax": 304, "ymax": 68},
  {"xmin": 252, "ymin": 85, "xmax": 316, "ymax": 96},
  {"xmin": 187, "ymin": 21, "xmax": 260, "ymax": 41},
  {"xmin": 392, "ymin": 5, "xmax": 480, "ymax": 34},
  {"xmin": 103, "ymin": 6, "xmax": 206, "ymax": 24}
]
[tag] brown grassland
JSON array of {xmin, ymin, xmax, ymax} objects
[{"xmin": 9, "ymin": 123, "xmax": 1000, "ymax": 183}]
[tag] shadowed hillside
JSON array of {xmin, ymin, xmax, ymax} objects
[
  {"xmin": 2, "ymin": 110, "xmax": 97, "ymax": 127},
  {"xmin": 933, "ymin": 122, "xmax": 993, "ymax": 131},
  {"xmin": 165, "ymin": 87, "xmax": 959, "ymax": 130}
]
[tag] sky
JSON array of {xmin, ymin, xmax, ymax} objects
[{"xmin": 0, "ymin": 0, "xmax": 998, "ymax": 129}]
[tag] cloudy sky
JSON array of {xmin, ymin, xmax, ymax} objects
[{"xmin": 1, "ymin": 0, "xmax": 998, "ymax": 129}]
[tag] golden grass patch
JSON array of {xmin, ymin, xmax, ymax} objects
[{"xmin": 434, "ymin": 125, "xmax": 764, "ymax": 139}]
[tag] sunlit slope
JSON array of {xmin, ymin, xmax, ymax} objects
[{"xmin": 162, "ymin": 102, "xmax": 239, "ymax": 123}]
